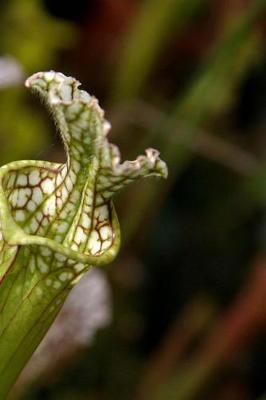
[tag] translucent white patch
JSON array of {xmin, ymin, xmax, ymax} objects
[
  {"xmin": 59, "ymin": 272, "xmax": 68, "ymax": 282},
  {"xmin": 56, "ymin": 197, "xmax": 63, "ymax": 208},
  {"xmin": 44, "ymin": 71, "xmax": 55, "ymax": 81},
  {"xmin": 89, "ymin": 240, "xmax": 101, "ymax": 255},
  {"xmin": 32, "ymin": 187, "xmax": 43, "ymax": 203},
  {"xmin": 67, "ymin": 271, "xmax": 74, "ymax": 279},
  {"xmin": 71, "ymin": 127, "xmax": 82, "ymax": 140},
  {"xmin": 59, "ymin": 271, "xmax": 73, "ymax": 282},
  {"xmin": 79, "ymin": 90, "xmax": 91, "ymax": 102},
  {"xmin": 96, "ymin": 194, "xmax": 105, "ymax": 206},
  {"xmin": 55, "ymin": 173, "xmax": 62, "ymax": 187},
  {"xmin": 17, "ymin": 188, "xmax": 31, "ymax": 207},
  {"xmin": 103, "ymin": 120, "xmax": 111, "ymax": 134},
  {"xmin": 15, "ymin": 210, "xmax": 26, "ymax": 222},
  {"xmin": 37, "ymin": 257, "xmax": 49, "ymax": 274},
  {"xmin": 44, "ymin": 196, "xmax": 56, "ymax": 215},
  {"xmin": 53, "ymin": 281, "xmax": 61, "ymax": 289},
  {"xmin": 74, "ymin": 262, "xmax": 85, "ymax": 273},
  {"xmin": 102, "ymin": 239, "xmax": 112, "ymax": 250},
  {"xmin": 60, "ymin": 83, "xmax": 72, "ymax": 102},
  {"xmin": 88, "ymin": 230, "xmax": 100, "ymax": 255},
  {"xmin": 74, "ymin": 226, "xmax": 86, "ymax": 244},
  {"xmin": 40, "ymin": 247, "xmax": 52, "ymax": 257},
  {"xmin": 113, "ymin": 184, "xmax": 123, "ymax": 192},
  {"xmin": 42, "ymin": 217, "xmax": 49, "ymax": 226},
  {"xmin": 27, "ymin": 200, "xmax": 37, "ymax": 212},
  {"xmin": 9, "ymin": 189, "xmax": 18, "ymax": 207},
  {"xmin": 100, "ymin": 225, "xmax": 112, "ymax": 241},
  {"xmin": 71, "ymin": 243, "xmax": 78, "ymax": 251},
  {"xmin": 96, "ymin": 205, "xmax": 109, "ymax": 222},
  {"xmin": 66, "ymin": 103, "xmax": 82, "ymax": 116},
  {"xmin": 57, "ymin": 221, "xmax": 68, "ymax": 233},
  {"xmin": 54, "ymin": 72, "xmax": 65, "ymax": 83},
  {"xmin": 69, "ymin": 170, "xmax": 76, "ymax": 183},
  {"xmin": 65, "ymin": 176, "xmax": 73, "ymax": 192},
  {"xmin": 83, "ymin": 204, "xmax": 90, "ymax": 213},
  {"xmin": 81, "ymin": 213, "xmax": 91, "ymax": 229},
  {"xmin": 60, "ymin": 166, "xmax": 68, "ymax": 180},
  {"xmin": 64, "ymin": 202, "xmax": 74, "ymax": 213},
  {"xmin": 29, "ymin": 170, "xmax": 41, "ymax": 186},
  {"xmin": 76, "ymin": 118, "xmax": 89, "ymax": 130},
  {"xmin": 36, "ymin": 211, "xmax": 43, "ymax": 222},
  {"xmin": 7, "ymin": 173, "xmax": 16, "ymax": 188},
  {"xmin": 71, "ymin": 190, "xmax": 80, "ymax": 202},
  {"xmin": 61, "ymin": 185, "xmax": 68, "ymax": 202},
  {"xmin": 80, "ymin": 109, "xmax": 90, "ymax": 121},
  {"xmin": 72, "ymin": 160, "xmax": 80, "ymax": 173},
  {"xmin": 60, "ymin": 209, "xmax": 67, "ymax": 219},
  {"xmin": 30, "ymin": 219, "xmax": 38, "ymax": 232},
  {"xmin": 98, "ymin": 175, "xmax": 110, "ymax": 187},
  {"xmin": 85, "ymin": 194, "xmax": 93, "ymax": 206},
  {"xmin": 41, "ymin": 179, "xmax": 54, "ymax": 194},
  {"xmin": 17, "ymin": 174, "xmax": 27, "ymax": 186},
  {"xmin": 55, "ymin": 253, "xmax": 67, "ymax": 262}
]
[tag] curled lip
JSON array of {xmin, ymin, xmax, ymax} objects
[{"xmin": 0, "ymin": 71, "xmax": 167, "ymax": 269}]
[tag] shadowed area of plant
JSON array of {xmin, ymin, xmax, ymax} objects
[{"xmin": 0, "ymin": 71, "xmax": 167, "ymax": 397}]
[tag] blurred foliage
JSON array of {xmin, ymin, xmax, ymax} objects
[
  {"xmin": 0, "ymin": 0, "xmax": 75, "ymax": 72},
  {"xmin": 111, "ymin": 0, "xmax": 208, "ymax": 102},
  {"xmin": 1, "ymin": 0, "xmax": 266, "ymax": 399},
  {"xmin": 0, "ymin": 0, "xmax": 75, "ymax": 164},
  {"xmin": 115, "ymin": 0, "xmax": 265, "ymax": 240}
]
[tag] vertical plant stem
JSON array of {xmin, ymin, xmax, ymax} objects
[
  {"xmin": 111, "ymin": 0, "xmax": 208, "ymax": 102},
  {"xmin": 119, "ymin": 0, "xmax": 266, "ymax": 241}
]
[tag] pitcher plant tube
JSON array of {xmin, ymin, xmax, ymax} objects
[{"xmin": 0, "ymin": 71, "xmax": 168, "ymax": 397}]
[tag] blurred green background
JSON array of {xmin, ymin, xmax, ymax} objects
[{"xmin": 1, "ymin": 0, "xmax": 266, "ymax": 399}]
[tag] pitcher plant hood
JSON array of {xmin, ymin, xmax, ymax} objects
[{"xmin": 0, "ymin": 71, "xmax": 167, "ymax": 396}]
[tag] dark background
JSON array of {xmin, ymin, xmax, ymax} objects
[{"xmin": 0, "ymin": 0, "xmax": 265, "ymax": 399}]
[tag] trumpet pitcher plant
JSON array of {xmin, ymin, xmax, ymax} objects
[{"xmin": 0, "ymin": 71, "xmax": 167, "ymax": 397}]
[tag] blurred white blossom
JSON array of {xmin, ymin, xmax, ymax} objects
[{"xmin": 0, "ymin": 56, "xmax": 24, "ymax": 88}]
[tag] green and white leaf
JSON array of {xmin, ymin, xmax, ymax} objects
[{"xmin": 0, "ymin": 71, "xmax": 167, "ymax": 396}]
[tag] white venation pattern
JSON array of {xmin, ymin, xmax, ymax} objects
[{"xmin": 0, "ymin": 71, "xmax": 167, "ymax": 286}]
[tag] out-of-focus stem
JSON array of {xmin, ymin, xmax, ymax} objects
[
  {"xmin": 137, "ymin": 297, "xmax": 216, "ymax": 400},
  {"xmin": 111, "ymin": 0, "xmax": 208, "ymax": 102},
  {"xmin": 155, "ymin": 254, "xmax": 266, "ymax": 400},
  {"xmin": 118, "ymin": 0, "xmax": 266, "ymax": 241}
]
